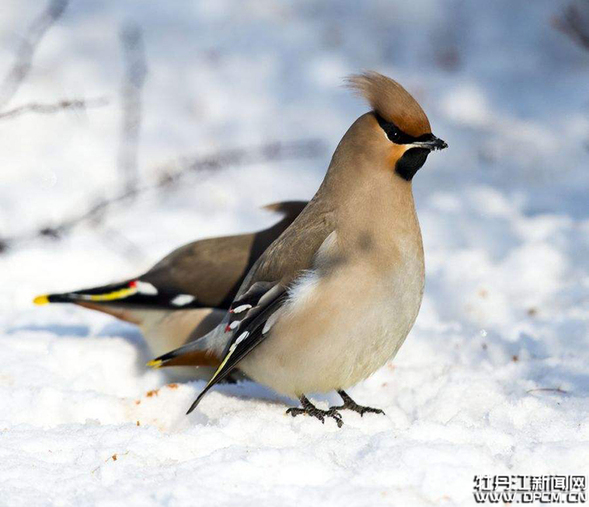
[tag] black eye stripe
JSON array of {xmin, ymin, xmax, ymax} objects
[{"xmin": 374, "ymin": 112, "xmax": 433, "ymax": 145}]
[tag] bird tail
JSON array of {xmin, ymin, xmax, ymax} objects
[
  {"xmin": 33, "ymin": 279, "xmax": 202, "ymax": 313},
  {"xmin": 147, "ymin": 324, "xmax": 230, "ymax": 370},
  {"xmin": 34, "ymin": 280, "xmax": 137, "ymax": 305},
  {"xmin": 262, "ymin": 200, "xmax": 308, "ymax": 220}
]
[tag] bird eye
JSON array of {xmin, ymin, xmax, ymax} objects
[
  {"xmin": 374, "ymin": 113, "xmax": 405, "ymax": 144},
  {"xmin": 382, "ymin": 123, "xmax": 403, "ymax": 143},
  {"xmin": 386, "ymin": 125, "xmax": 400, "ymax": 142}
]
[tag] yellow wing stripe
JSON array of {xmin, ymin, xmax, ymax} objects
[
  {"xmin": 204, "ymin": 341, "xmax": 239, "ymax": 386},
  {"xmin": 87, "ymin": 287, "xmax": 137, "ymax": 302}
]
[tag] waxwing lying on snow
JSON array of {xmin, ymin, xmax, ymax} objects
[
  {"xmin": 34, "ymin": 201, "xmax": 307, "ymax": 378},
  {"xmin": 149, "ymin": 72, "xmax": 447, "ymax": 426}
]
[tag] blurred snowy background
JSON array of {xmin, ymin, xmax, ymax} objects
[{"xmin": 0, "ymin": 0, "xmax": 588, "ymax": 505}]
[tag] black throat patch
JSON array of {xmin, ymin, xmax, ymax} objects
[{"xmin": 395, "ymin": 148, "xmax": 430, "ymax": 181}]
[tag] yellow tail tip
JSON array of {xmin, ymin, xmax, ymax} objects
[
  {"xmin": 33, "ymin": 295, "xmax": 50, "ymax": 305},
  {"xmin": 146, "ymin": 359, "xmax": 163, "ymax": 369}
]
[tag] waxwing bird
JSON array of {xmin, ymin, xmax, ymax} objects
[
  {"xmin": 33, "ymin": 201, "xmax": 307, "ymax": 371},
  {"xmin": 150, "ymin": 72, "xmax": 447, "ymax": 426}
]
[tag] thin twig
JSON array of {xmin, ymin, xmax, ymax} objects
[
  {"xmin": 0, "ymin": 97, "xmax": 108, "ymax": 121},
  {"xmin": 554, "ymin": 2, "xmax": 589, "ymax": 51},
  {"xmin": 0, "ymin": 0, "xmax": 69, "ymax": 109},
  {"xmin": 99, "ymin": 227, "xmax": 147, "ymax": 263},
  {"xmin": 526, "ymin": 387, "xmax": 568, "ymax": 395},
  {"xmin": 0, "ymin": 139, "xmax": 325, "ymax": 253}
]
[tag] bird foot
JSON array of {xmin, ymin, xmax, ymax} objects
[
  {"xmin": 330, "ymin": 402, "xmax": 385, "ymax": 417},
  {"xmin": 286, "ymin": 395, "xmax": 344, "ymax": 428},
  {"xmin": 332, "ymin": 390, "xmax": 385, "ymax": 417}
]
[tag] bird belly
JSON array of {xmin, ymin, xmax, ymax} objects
[{"xmin": 240, "ymin": 258, "xmax": 424, "ymax": 397}]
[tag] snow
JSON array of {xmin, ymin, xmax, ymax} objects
[{"xmin": 1, "ymin": 0, "xmax": 589, "ymax": 505}]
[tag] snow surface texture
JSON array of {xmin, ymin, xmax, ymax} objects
[{"xmin": 1, "ymin": 1, "xmax": 589, "ymax": 505}]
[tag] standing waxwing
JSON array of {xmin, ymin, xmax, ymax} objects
[
  {"xmin": 149, "ymin": 72, "xmax": 447, "ymax": 425},
  {"xmin": 33, "ymin": 201, "xmax": 307, "ymax": 376}
]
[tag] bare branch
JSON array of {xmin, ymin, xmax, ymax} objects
[
  {"xmin": 0, "ymin": 1, "xmax": 105, "ymax": 124},
  {"xmin": 99, "ymin": 227, "xmax": 147, "ymax": 263},
  {"xmin": 0, "ymin": 97, "xmax": 108, "ymax": 121},
  {"xmin": 0, "ymin": 139, "xmax": 325, "ymax": 252},
  {"xmin": 526, "ymin": 387, "xmax": 568, "ymax": 395},
  {"xmin": 0, "ymin": 0, "xmax": 69, "ymax": 109},
  {"xmin": 554, "ymin": 1, "xmax": 589, "ymax": 51},
  {"xmin": 118, "ymin": 23, "xmax": 147, "ymax": 196}
]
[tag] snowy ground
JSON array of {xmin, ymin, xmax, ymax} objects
[{"xmin": 1, "ymin": 0, "xmax": 589, "ymax": 505}]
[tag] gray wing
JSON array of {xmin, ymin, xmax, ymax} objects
[
  {"xmin": 236, "ymin": 191, "xmax": 336, "ymax": 294},
  {"xmin": 185, "ymin": 282, "xmax": 288, "ymax": 414},
  {"xmin": 183, "ymin": 197, "xmax": 337, "ymax": 413}
]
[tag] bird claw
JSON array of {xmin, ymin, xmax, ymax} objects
[
  {"xmin": 286, "ymin": 397, "xmax": 344, "ymax": 428},
  {"xmin": 331, "ymin": 403, "xmax": 385, "ymax": 417},
  {"xmin": 333, "ymin": 390, "xmax": 385, "ymax": 417}
]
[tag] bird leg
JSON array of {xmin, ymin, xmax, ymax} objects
[
  {"xmin": 331, "ymin": 390, "xmax": 385, "ymax": 416},
  {"xmin": 286, "ymin": 395, "xmax": 344, "ymax": 428}
]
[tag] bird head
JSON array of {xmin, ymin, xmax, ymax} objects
[{"xmin": 347, "ymin": 72, "xmax": 447, "ymax": 181}]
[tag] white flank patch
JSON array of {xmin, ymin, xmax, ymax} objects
[
  {"xmin": 287, "ymin": 270, "xmax": 320, "ymax": 307},
  {"xmin": 286, "ymin": 231, "xmax": 335, "ymax": 307},
  {"xmin": 171, "ymin": 294, "xmax": 195, "ymax": 306},
  {"xmin": 229, "ymin": 320, "xmax": 240, "ymax": 330},
  {"xmin": 136, "ymin": 281, "xmax": 158, "ymax": 295}
]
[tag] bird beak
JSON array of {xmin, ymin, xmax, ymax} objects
[{"xmin": 409, "ymin": 135, "xmax": 448, "ymax": 152}]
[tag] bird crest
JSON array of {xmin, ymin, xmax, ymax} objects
[{"xmin": 347, "ymin": 71, "xmax": 431, "ymax": 137}]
